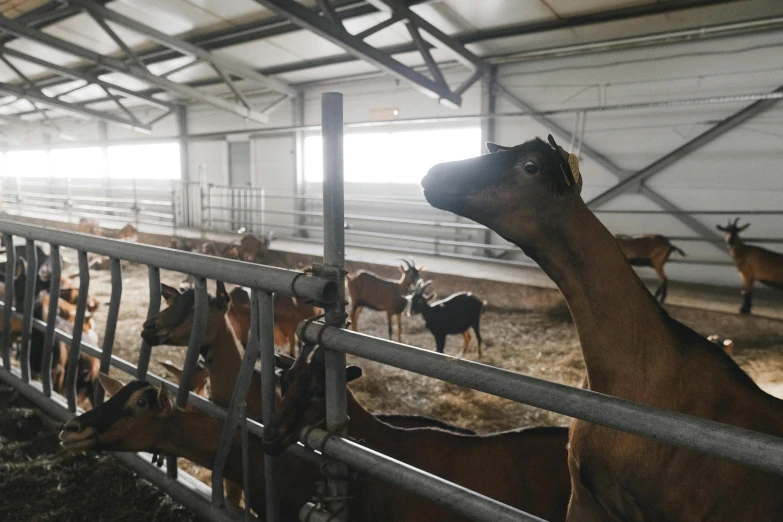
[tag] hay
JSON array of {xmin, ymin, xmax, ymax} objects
[{"xmin": 0, "ymin": 388, "xmax": 200, "ymax": 522}]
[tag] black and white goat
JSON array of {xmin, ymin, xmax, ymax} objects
[{"xmin": 407, "ymin": 280, "xmax": 486, "ymax": 358}]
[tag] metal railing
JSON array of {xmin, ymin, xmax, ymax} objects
[
  {"xmin": 1, "ymin": 177, "xmax": 178, "ymax": 230},
  {"xmin": 2, "ymin": 173, "xmax": 782, "ymax": 270},
  {"xmin": 2, "ymin": 94, "xmax": 783, "ymax": 522}
]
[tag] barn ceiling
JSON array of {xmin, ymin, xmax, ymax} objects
[{"xmin": 0, "ymin": 0, "xmax": 779, "ymax": 130}]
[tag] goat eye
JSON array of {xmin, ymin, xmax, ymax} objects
[
  {"xmin": 523, "ymin": 161, "xmax": 539, "ymax": 174},
  {"xmin": 136, "ymin": 397, "xmax": 148, "ymax": 408}
]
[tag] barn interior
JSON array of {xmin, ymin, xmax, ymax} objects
[{"xmin": 0, "ymin": 1, "xmax": 781, "ymax": 521}]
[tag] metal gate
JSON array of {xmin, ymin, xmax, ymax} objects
[{"xmin": 1, "ymin": 94, "xmax": 783, "ymax": 522}]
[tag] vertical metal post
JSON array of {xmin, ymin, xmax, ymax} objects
[
  {"xmin": 321, "ymin": 92, "xmax": 348, "ymax": 520},
  {"xmin": 65, "ymin": 250, "xmax": 89, "ymax": 412},
  {"xmin": 177, "ymin": 105, "xmax": 191, "ymax": 227},
  {"xmin": 65, "ymin": 178, "xmax": 72, "ymax": 223},
  {"xmin": 293, "ymin": 92, "xmax": 307, "ymax": 237},
  {"xmin": 209, "ymin": 289, "xmax": 278, "ymax": 521},
  {"xmin": 136, "ymin": 266, "xmax": 161, "ymax": 379},
  {"xmin": 169, "ymin": 276, "xmax": 208, "ymax": 479},
  {"xmin": 95, "ymin": 257, "xmax": 122, "ymax": 405},
  {"xmin": 132, "ymin": 177, "xmax": 140, "ymax": 228},
  {"xmin": 41, "ymin": 244, "xmax": 60, "ymax": 397},
  {"xmin": 1, "ymin": 233, "xmax": 15, "ymax": 370},
  {"xmin": 258, "ymin": 290, "xmax": 279, "ymax": 522},
  {"xmin": 480, "ymin": 65, "xmax": 497, "ymax": 257},
  {"xmin": 19, "ymin": 240, "xmax": 37, "ymax": 382},
  {"xmin": 260, "ymin": 188, "xmax": 266, "ymax": 237}
]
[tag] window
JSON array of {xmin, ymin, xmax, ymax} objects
[
  {"xmin": 107, "ymin": 142, "xmax": 181, "ymax": 179},
  {"xmin": 50, "ymin": 147, "xmax": 103, "ymax": 178},
  {"xmin": 5, "ymin": 150, "xmax": 49, "ymax": 178},
  {"xmin": 304, "ymin": 127, "xmax": 481, "ymax": 184}
]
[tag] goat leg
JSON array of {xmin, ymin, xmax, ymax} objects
[{"xmin": 740, "ymin": 291, "xmax": 753, "ymax": 315}]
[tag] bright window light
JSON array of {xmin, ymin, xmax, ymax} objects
[
  {"xmin": 6, "ymin": 150, "xmax": 49, "ymax": 178},
  {"xmin": 50, "ymin": 147, "xmax": 103, "ymax": 178},
  {"xmin": 304, "ymin": 127, "xmax": 481, "ymax": 183},
  {"xmin": 107, "ymin": 142, "xmax": 181, "ymax": 179}
]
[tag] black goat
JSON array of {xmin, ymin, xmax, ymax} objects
[{"xmin": 407, "ymin": 280, "xmax": 486, "ymax": 358}]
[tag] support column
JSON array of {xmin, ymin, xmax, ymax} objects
[
  {"xmin": 480, "ymin": 65, "xmax": 497, "ymax": 256},
  {"xmin": 293, "ymin": 92, "xmax": 307, "ymax": 237},
  {"xmin": 176, "ymin": 105, "xmax": 191, "ymax": 228},
  {"xmin": 321, "ymin": 92, "xmax": 348, "ymax": 521}
]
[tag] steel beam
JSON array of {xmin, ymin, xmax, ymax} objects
[
  {"xmin": 498, "ymin": 85, "xmax": 729, "ymax": 242},
  {"xmin": 0, "ymin": 81, "xmax": 147, "ymax": 130},
  {"xmin": 250, "ymin": 0, "xmax": 483, "ymax": 107},
  {"xmin": 25, "ymin": 0, "xmax": 757, "ymax": 107},
  {"xmin": 0, "ymin": 14, "xmax": 272, "ymax": 124},
  {"xmin": 639, "ymin": 185, "xmax": 722, "ymax": 241},
  {"xmin": 587, "ymin": 84, "xmax": 783, "ymax": 208},
  {"xmin": 500, "ymin": 86, "xmax": 629, "ymax": 179},
  {"xmin": 251, "ymin": 0, "xmax": 738, "ymax": 77},
  {"xmin": 69, "ymin": 0, "xmax": 297, "ymax": 98}
]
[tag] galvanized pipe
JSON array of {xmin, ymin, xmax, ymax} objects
[
  {"xmin": 41, "ymin": 244, "xmax": 61, "ymax": 397},
  {"xmin": 169, "ymin": 276, "xmax": 209, "ymax": 479},
  {"xmin": 258, "ymin": 290, "xmax": 280, "ymax": 522},
  {"xmin": 136, "ymin": 265, "xmax": 161, "ymax": 379},
  {"xmin": 64, "ymin": 250, "xmax": 90, "ymax": 412},
  {"xmin": 321, "ymin": 92, "xmax": 349, "ymax": 520},
  {"xmin": 302, "ymin": 323, "xmax": 783, "ymax": 477},
  {"xmin": 210, "ymin": 286, "xmax": 263, "ymax": 510},
  {"xmin": 301, "ymin": 427, "xmax": 543, "ymax": 522},
  {"xmin": 19, "ymin": 240, "xmax": 37, "ymax": 382},
  {"xmin": 95, "ymin": 257, "xmax": 122, "ymax": 405},
  {"xmin": 0, "ymin": 219, "xmax": 336, "ymax": 302},
  {"xmin": 2, "ymin": 233, "xmax": 15, "ymax": 371}
]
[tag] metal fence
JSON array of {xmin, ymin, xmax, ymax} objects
[
  {"xmin": 5, "ymin": 178, "xmax": 783, "ymax": 272},
  {"xmin": 2, "ymin": 93, "xmax": 783, "ymax": 522},
  {"xmin": 0, "ymin": 176, "xmax": 178, "ymax": 230}
]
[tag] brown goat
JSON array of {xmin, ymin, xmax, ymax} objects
[
  {"xmin": 61, "ymin": 376, "xmax": 322, "ymax": 520},
  {"xmin": 218, "ymin": 285, "xmax": 320, "ymax": 354},
  {"xmin": 264, "ymin": 345, "xmax": 571, "ymax": 521},
  {"xmin": 348, "ymin": 258, "xmax": 422, "ymax": 341},
  {"xmin": 615, "ymin": 234, "xmax": 685, "ymax": 303},
  {"xmin": 158, "ymin": 360, "xmax": 210, "ymax": 400},
  {"xmin": 239, "ymin": 233, "xmax": 273, "ymax": 262},
  {"xmin": 77, "ymin": 217, "xmax": 101, "ymax": 235},
  {"xmin": 422, "ymin": 136, "xmax": 783, "ymax": 520},
  {"xmin": 717, "ymin": 218, "xmax": 783, "ymax": 314},
  {"xmin": 115, "ymin": 224, "xmax": 139, "ymax": 242}
]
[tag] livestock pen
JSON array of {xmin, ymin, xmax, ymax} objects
[{"xmin": 2, "ymin": 94, "xmax": 783, "ymax": 522}]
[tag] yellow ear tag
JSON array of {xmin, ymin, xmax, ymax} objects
[{"xmin": 567, "ymin": 154, "xmax": 580, "ymax": 184}]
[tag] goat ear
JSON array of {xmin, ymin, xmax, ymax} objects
[
  {"xmin": 738, "ymin": 223, "xmax": 750, "ymax": 231},
  {"xmin": 215, "ymin": 281, "xmax": 230, "ymax": 308},
  {"xmin": 161, "ymin": 284, "xmax": 181, "ymax": 303},
  {"xmin": 346, "ymin": 365, "xmax": 363, "ymax": 383},
  {"xmin": 486, "ymin": 142, "xmax": 511, "ymax": 154},
  {"xmin": 98, "ymin": 373, "xmax": 124, "ymax": 397},
  {"xmin": 157, "ymin": 385, "xmax": 173, "ymax": 416},
  {"xmin": 159, "ymin": 361, "xmax": 183, "ymax": 382}
]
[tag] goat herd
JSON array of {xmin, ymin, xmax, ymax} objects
[{"xmin": 2, "ymin": 136, "xmax": 783, "ymax": 521}]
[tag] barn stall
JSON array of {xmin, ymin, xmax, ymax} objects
[{"xmin": 0, "ymin": 1, "xmax": 782, "ymax": 521}]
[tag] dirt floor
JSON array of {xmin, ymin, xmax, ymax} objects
[
  {"xmin": 0, "ymin": 386, "xmax": 198, "ymax": 522},
  {"xmin": 1, "ymin": 255, "xmax": 782, "ymax": 518}
]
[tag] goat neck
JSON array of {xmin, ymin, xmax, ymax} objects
[{"xmin": 521, "ymin": 201, "xmax": 675, "ymax": 394}]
